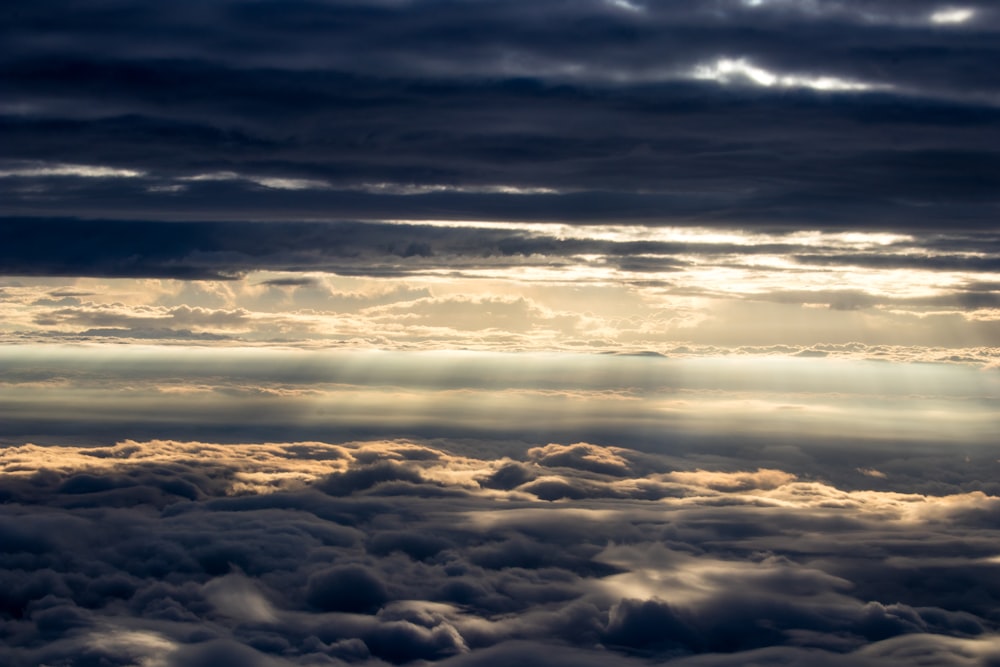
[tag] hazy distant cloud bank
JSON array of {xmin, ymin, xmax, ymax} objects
[
  {"xmin": 1, "ymin": 347, "xmax": 996, "ymax": 454},
  {"xmin": 1, "ymin": 438, "xmax": 1000, "ymax": 666}
]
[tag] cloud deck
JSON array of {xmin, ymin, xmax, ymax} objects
[{"xmin": 2, "ymin": 0, "xmax": 999, "ymax": 664}]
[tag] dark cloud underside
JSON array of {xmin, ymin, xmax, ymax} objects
[
  {"xmin": 2, "ymin": 0, "xmax": 999, "ymax": 227},
  {"xmin": 2, "ymin": 217, "xmax": 999, "ymax": 280}
]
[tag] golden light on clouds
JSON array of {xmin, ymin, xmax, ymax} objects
[{"xmin": 2, "ymin": 219, "xmax": 998, "ymax": 357}]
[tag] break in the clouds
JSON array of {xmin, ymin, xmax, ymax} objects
[{"xmin": 3, "ymin": 2, "xmax": 999, "ymax": 665}]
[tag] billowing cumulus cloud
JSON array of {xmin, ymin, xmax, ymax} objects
[{"xmin": 2, "ymin": 437, "xmax": 1000, "ymax": 666}]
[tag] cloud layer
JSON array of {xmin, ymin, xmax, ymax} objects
[
  {"xmin": 2, "ymin": 0, "xmax": 999, "ymax": 227},
  {"xmin": 1, "ymin": 347, "xmax": 996, "ymax": 494},
  {"xmin": 2, "ymin": 437, "xmax": 1000, "ymax": 666},
  {"xmin": 2, "ymin": 3, "xmax": 998, "ymax": 665},
  {"xmin": 1, "ymin": 219, "xmax": 997, "ymax": 355}
]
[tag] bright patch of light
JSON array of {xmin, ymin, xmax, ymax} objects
[
  {"xmin": 361, "ymin": 182, "xmax": 559, "ymax": 195},
  {"xmin": 182, "ymin": 171, "xmax": 242, "ymax": 182},
  {"xmin": 695, "ymin": 58, "xmax": 777, "ymax": 86},
  {"xmin": 739, "ymin": 0, "xmax": 823, "ymax": 8},
  {"xmin": 0, "ymin": 162, "xmax": 145, "ymax": 178},
  {"xmin": 180, "ymin": 179, "xmax": 557, "ymax": 195},
  {"xmin": 787, "ymin": 231, "xmax": 913, "ymax": 249},
  {"xmin": 692, "ymin": 57, "xmax": 881, "ymax": 92},
  {"xmin": 87, "ymin": 628, "xmax": 176, "ymax": 658},
  {"xmin": 930, "ymin": 7, "xmax": 976, "ymax": 24},
  {"xmin": 383, "ymin": 220, "xmax": 912, "ymax": 250},
  {"xmin": 254, "ymin": 177, "xmax": 330, "ymax": 190},
  {"xmin": 473, "ymin": 184, "xmax": 560, "ymax": 195},
  {"xmin": 464, "ymin": 508, "xmax": 619, "ymax": 530},
  {"xmin": 607, "ymin": 0, "xmax": 643, "ymax": 12},
  {"xmin": 181, "ymin": 171, "xmax": 331, "ymax": 190},
  {"xmin": 364, "ymin": 183, "xmax": 449, "ymax": 195},
  {"xmin": 381, "ymin": 220, "xmax": 775, "ymax": 246}
]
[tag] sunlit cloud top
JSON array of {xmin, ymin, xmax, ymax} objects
[
  {"xmin": 691, "ymin": 57, "xmax": 883, "ymax": 92},
  {"xmin": 0, "ymin": 162, "xmax": 146, "ymax": 179},
  {"xmin": 930, "ymin": 6, "xmax": 977, "ymax": 24}
]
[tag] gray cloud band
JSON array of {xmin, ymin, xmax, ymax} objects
[
  {"xmin": 2, "ymin": 0, "xmax": 999, "ymax": 228},
  {"xmin": 1, "ymin": 217, "xmax": 998, "ymax": 280}
]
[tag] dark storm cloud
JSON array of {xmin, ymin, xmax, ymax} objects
[
  {"xmin": 2, "ymin": 0, "xmax": 999, "ymax": 227},
  {"xmin": 2, "ymin": 438, "xmax": 1000, "ymax": 666}
]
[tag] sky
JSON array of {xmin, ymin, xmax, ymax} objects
[{"xmin": 1, "ymin": 1, "xmax": 999, "ymax": 665}]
